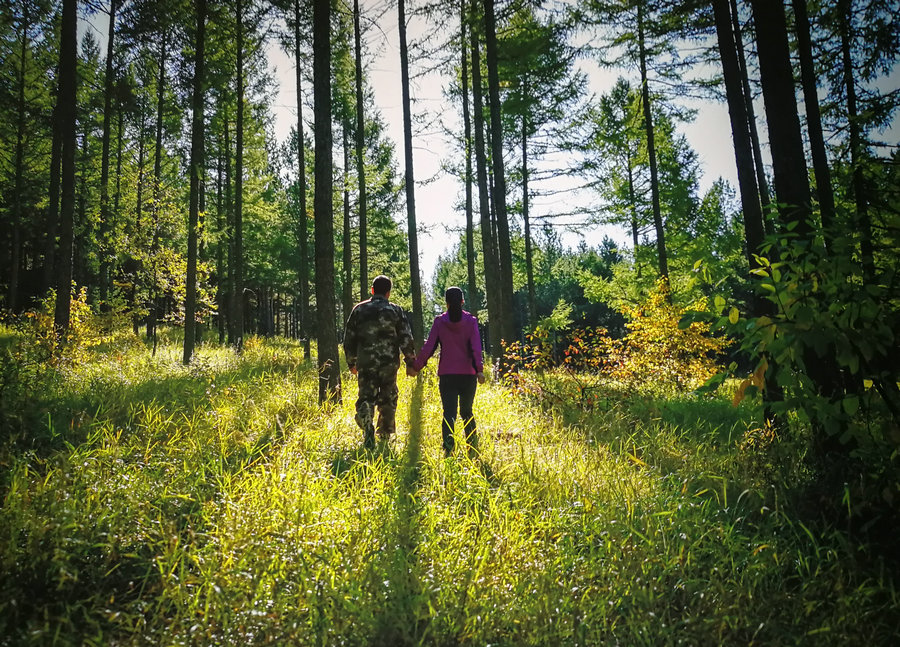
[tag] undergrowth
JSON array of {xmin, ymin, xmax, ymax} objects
[{"xmin": 1, "ymin": 326, "xmax": 897, "ymax": 645}]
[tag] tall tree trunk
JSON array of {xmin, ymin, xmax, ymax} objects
[
  {"xmin": 637, "ymin": 1, "xmax": 668, "ymax": 280},
  {"xmin": 113, "ymin": 91, "xmax": 124, "ymax": 229},
  {"xmin": 216, "ymin": 137, "xmax": 226, "ymax": 343},
  {"xmin": 54, "ymin": 0, "xmax": 78, "ymax": 334},
  {"xmin": 294, "ymin": 0, "xmax": 311, "ymax": 359},
  {"xmin": 234, "ymin": 0, "xmax": 245, "ymax": 349},
  {"xmin": 342, "ymin": 122, "xmax": 353, "ymax": 322},
  {"xmin": 751, "ymin": 0, "xmax": 812, "ymax": 237},
  {"xmin": 482, "ymin": 0, "xmax": 517, "ymax": 349},
  {"xmin": 522, "ymin": 112, "xmax": 535, "ymax": 324},
  {"xmin": 839, "ymin": 0, "xmax": 874, "ymax": 280},
  {"xmin": 353, "ymin": 0, "xmax": 368, "ymax": 300},
  {"xmin": 753, "ymin": 0, "xmax": 840, "ymax": 438},
  {"xmin": 461, "ymin": 0, "xmax": 479, "ymax": 319},
  {"xmin": 470, "ymin": 11, "xmax": 500, "ymax": 354},
  {"xmin": 9, "ymin": 6, "xmax": 31, "ymax": 312},
  {"xmin": 792, "ymin": 0, "xmax": 836, "ymax": 251},
  {"xmin": 149, "ymin": 34, "xmax": 168, "ymax": 349},
  {"xmin": 184, "ymin": 0, "xmax": 207, "ymax": 365},
  {"xmin": 44, "ymin": 100, "xmax": 62, "ymax": 294},
  {"xmin": 225, "ymin": 114, "xmax": 236, "ymax": 344},
  {"xmin": 713, "ymin": 0, "xmax": 766, "ymax": 271},
  {"xmin": 731, "ymin": 0, "xmax": 772, "ymax": 232},
  {"xmin": 98, "ymin": 0, "xmax": 118, "ymax": 308},
  {"xmin": 399, "ymin": 0, "xmax": 424, "ymax": 345},
  {"xmin": 313, "ymin": 0, "xmax": 342, "ymax": 402}
]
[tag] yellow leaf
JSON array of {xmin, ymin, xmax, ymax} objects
[{"xmin": 728, "ymin": 307, "xmax": 739, "ymax": 324}]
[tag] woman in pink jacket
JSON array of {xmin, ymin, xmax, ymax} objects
[{"xmin": 413, "ymin": 287, "xmax": 485, "ymax": 456}]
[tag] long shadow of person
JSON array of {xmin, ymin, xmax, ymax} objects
[{"xmin": 371, "ymin": 374, "xmax": 429, "ymax": 645}]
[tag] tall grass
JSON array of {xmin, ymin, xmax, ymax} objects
[{"xmin": 1, "ymin": 330, "xmax": 897, "ymax": 645}]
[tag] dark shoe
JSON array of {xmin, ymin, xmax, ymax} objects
[{"xmin": 363, "ymin": 434, "xmax": 375, "ymax": 450}]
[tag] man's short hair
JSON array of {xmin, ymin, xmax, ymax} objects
[{"xmin": 372, "ymin": 275, "xmax": 392, "ymax": 296}]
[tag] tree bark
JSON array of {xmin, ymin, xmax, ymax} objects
[
  {"xmin": 9, "ymin": 6, "xmax": 31, "ymax": 312},
  {"xmin": 461, "ymin": 0, "xmax": 479, "ymax": 319},
  {"xmin": 44, "ymin": 99, "xmax": 61, "ymax": 294},
  {"xmin": 99, "ymin": 0, "xmax": 118, "ymax": 308},
  {"xmin": 342, "ymin": 122, "xmax": 353, "ymax": 322},
  {"xmin": 522, "ymin": 111, "xmax": 535, "ymax": 324},
  {"xmin": 294, "ymin": 0, "xmax": 311, "ymax": 358},
  {"xmin": 839, "ymin": 0, "xmax": 874, "ymax": 279},
  {"xmin": 713, "ymin": 0, "xmax": 765, "ymax": 270},
  {"xmin": 399, "ymin": 0, "xmax": 424, "ymax": 345},
  {"xmin": 483, "ymin": 0, "xmax": 517, "ymax": 349},
  {"xmin": 731, "ymin": 0, "xmax": 772, "ymax": 231},
  {"xmin": 53, "ymin": 0, "xmax": 78, "ymax": 334},
  {"xmin": 313, "ymin": 0, "xmax": 342, "ymax": 402},
  {"xmin": 470, "ymin": 10, "xmax": 500, "ymax": 354},
  {"xmin": 637, "ymin": 1, "xmax": 668, "ymax": 280},
  {"xmin": 234, "ymin": 0, "xmax": 245, "ymax": 349},
  {"xmin": 751, "ymin": 0, "xmax": 812, "ymax": 238},
  {"xmin": 149, "ymin": 33, "xmax": 168, "ymax": 348},
  {"xmin": 353, "ymin": 0, "xmax": 368, "ymax": 300},
  {"xmin": 792, "ymin": 0, "xmax": 836, "ymax": 252},
  {"xmin": 184, "ymin": 0, "xmax": 207, "ymax": 365}
]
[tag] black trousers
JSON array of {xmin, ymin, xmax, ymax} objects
[{"xmin": 438, "ymin": 374, "xmax": 478, "ymax": 453}]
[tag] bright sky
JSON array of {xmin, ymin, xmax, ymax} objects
[{"xmin": 265, "ymin": 5, "xmax": 742, "ymax": 289}]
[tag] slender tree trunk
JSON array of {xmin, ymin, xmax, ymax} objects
[
  {"xmin": 234, "ymin": 0, "xmax": 245, "ymax": 349},
  {"xmin": 353, "ymin": 0, "xmax": 368, "ymax": 300},
  {"xmin": 792, "ymin": 0, "xmax": 835, "ymax": 251},
  {"xmin": 216, "ymin": 138, "xmax": 225, "ymax": 343},
  {"xmin": 184, "ymin": 0, "xmax": 207, "ymax": 365},
  {"xmin": 342, "ymin": 122, "xmax": 353, "ymax": 322},
  {"xmin": 637, "ymin": 1, "xmax": 668, "ymax": 280},
  {"xmin": 54, "ymin": 0, "xmax": 78, "ymax": 333},
  {"xmin": 731, "ymin": 0, "xmax": 772, "ymax": 231},
  {"xmin": 294, "ymin": 0, "xmax": 311, "ymax": 359},
  {"xmin": 133, "ymin": 109, "xmax": 146, "ymax": 336},
  {"xmin": 839, "ymin": 0, "xmax": 874, "ymax": 279},
  {"xmin": 98, "ymin": 0, "xmax": 118, "ymax": 308},
  {"xmin": 225, "ymin": 114, "xmax": 236, "ymax": 344},
  {"xmin": 714, "ymin": 0, "xmax": 766, "ymax": 270},
  {"xmin": 470, "ymin": 11, "xmax": 500, "ymax": 354},
  {"xmin": 113, "ymin": 91, "xmax": 124, "ymax": 230},
  {"xmin": 9, "ymin": 6, "xmax": 30, "ymax": 312},
  {"xmin": 149, "ymin": 34, "xmax": 168, "ymax": 349},
  {"xmin": 461, "ymin": 0, "xmax": 479, "ymax": 319},
  {"xmin": 627, "ymin": 149, "xmax": 640, "ymax": 277},
  {"xmin": 313, "ymin": 0, "xmax": 342, "ymax": 402},
  {"xmin": 44, "ymin": 100, "xmax": 61, "ymax": 294},
  {"xmin": 483, "ymin": 0, "xmax": 517, "ymax": 349},
  {"xmin": 399, "ymin": 0, "xmax": 424, "ymax": 345},
  {"xmin": 522, "ymin": 112, "xmax": 535, "ymax": 324}
]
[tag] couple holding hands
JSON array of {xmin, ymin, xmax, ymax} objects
[{"xmin": 343, "ymin": 275, "xmax": 485, "ymax": 456}]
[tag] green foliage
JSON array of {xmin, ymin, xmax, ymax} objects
[
  {"xmin": 698, "ymin": 227, "xmax": 900, "ymax": 509},
  {"xmin": 506, "ymin": 278, "xmax": 728, "ymax": 418}
]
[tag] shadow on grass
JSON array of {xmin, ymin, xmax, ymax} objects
[{"xmin": 368, "ymin": 375, "xmax": 430, "ymax": 646}]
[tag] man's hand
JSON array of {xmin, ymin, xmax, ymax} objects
[
  {"xmin": 406, "ymin": 366, "xmax": 418, "ymax": 377},
  {"xmin": 477, "ymin": 371, "xmax": 486, "ymax": 385},
  {"xmin": 350, "ymin": 366, "xmax": 358, "ymax": 375}
]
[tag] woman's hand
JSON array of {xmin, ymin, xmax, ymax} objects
[{"xmin": 477, "ymin": 372, "xmax": 486, "ymax": 384}]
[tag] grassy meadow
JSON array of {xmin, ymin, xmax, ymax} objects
[{"xmin": 1, "ymin": 326, "xmax": 898, "ymax": 645}]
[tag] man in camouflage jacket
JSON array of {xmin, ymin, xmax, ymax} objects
[{"xmin": 343, "ymin": 275, "xmax": 417, "ymax": 448}]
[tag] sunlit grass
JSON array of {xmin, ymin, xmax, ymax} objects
[{"xmin": 1, "ymin": 330, "xmax": 897, "ymax": 645}]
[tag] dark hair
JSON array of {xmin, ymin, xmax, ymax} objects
[
  {"xmin": 445, "ymin": 286, "xmax": 464, "ymax": 322},
  {"xmin": 372, "ymin": 275, "xmax": 392, "ymax": 296}
]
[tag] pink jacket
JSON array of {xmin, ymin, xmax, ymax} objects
[{"xmin": 414, "ymin": 311, "xmax": 484, "ymax": 375}]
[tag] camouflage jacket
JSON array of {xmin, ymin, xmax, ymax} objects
[{"xmin": 343, "ymin": 295, "xmax": 416, "ymax": 373}]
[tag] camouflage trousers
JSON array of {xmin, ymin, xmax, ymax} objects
[{"xmin": 355, "ymin": 367, "xmax": 399, "ymax": 441}]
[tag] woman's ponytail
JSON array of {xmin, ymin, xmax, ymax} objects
[{"xmin": 445, "ymin": 286, "xmax": 464, "ymax": 323}]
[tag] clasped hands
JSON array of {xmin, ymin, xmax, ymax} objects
[{"xmin": 406, "ymin": 366, "xmax": 486, "ymax": 384}]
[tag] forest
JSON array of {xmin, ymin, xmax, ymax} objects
[{"xmin": 1, "ymin": 0, "xmax": 899, "ymax": 644}]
